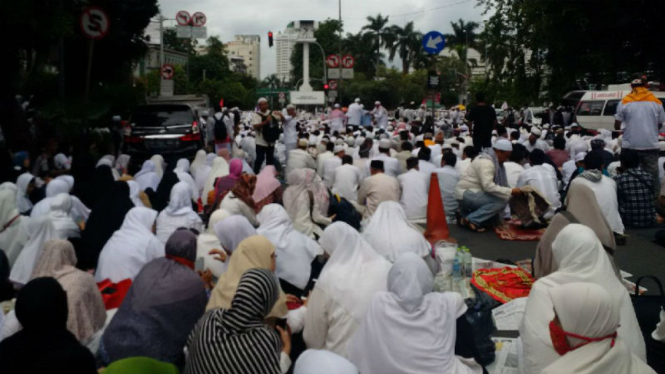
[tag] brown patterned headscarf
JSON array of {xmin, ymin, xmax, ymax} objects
[{"xmin": 231, "ymin": 174, "xmax": 257, "ymax": 210}]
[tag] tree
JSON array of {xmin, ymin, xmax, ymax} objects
[
  {"xmin": 163, "ymin": 28, "xmax": 197, "ymax": 55},
  {"xmin": 188, "ymin": 36, "xmax": 231, "ymax": 85},
  {"xmin": 444, "ymin": 19, "xmax": 480, "ymax": 69},
  {"xmin": 383, "ymin": 22, "xmax": 422, "ymax": 75},
  {"xmin": 361, "ymin": 14, "xmax": 390, "ymax": 74},
  {"xmin": 290, "ymin": 19, "xmax": 343, "ymax": 89},
  {"xmin": 343, "ymin": 31, "xmax": 383, "ymax": 80}
]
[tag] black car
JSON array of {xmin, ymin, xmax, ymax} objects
[{"xmin": 123, "ymin": 104, "xmax": 204, "ymax": 163}]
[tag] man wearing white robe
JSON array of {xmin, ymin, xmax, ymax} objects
[
  {"xmin": 398, "ymin": 158, "xmax": 429, "ymax": 223},
  {"xmin": 316, "ymin": 142, "xmax": 334, "ymax": 177},
  {"xmin": 358, "ymin": 160, "xmax": 401, "ymax": 219},
  {"xmin": 328, "ymin": 104, "xmax": 346, "ymax": 135},
  {"xmin": 322, "ymin": 146, "xmax": 345, "ymax": 189},
  {"xmin": 367, "ymin": 139, "xmax": 401, "ymax": 177},
  {"xmin": 516, "ymin": 149, "xmax": 561, "ymax": 219},
  {"xmin": 523, "ymin": 128, "xmax": 550, "ymax": 152},
  {"xmin": 282, "ymin": 105, "xmax": 299, "ymax": 163},
  {"xmin": 416, "ymin": 146, "xmax": 437, "ymax": 183},
  {"xmin": 286, "ymin": 139, "xmax": 317, "ymax": 176},
  {"xmin": 435, "ymin": 152, "xmax": 461, "ymax": 219},
  {"xmin": 347, "ymin": 98, "xmax": 363, "ymax": 130},
  {"xmin": 332, "ymin": 155, "xmax": 362, "ymax": 202},
  {"xmin": 371, "ymin": 101, "xmax": 389, "ymax": 130}
]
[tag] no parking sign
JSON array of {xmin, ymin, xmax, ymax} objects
[{"xmin": 80, "ymin": 7, "xmax": 110, "ymax": 40}]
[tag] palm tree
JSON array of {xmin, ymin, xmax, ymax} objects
[
  {"xmin": 384, "ymin": 22, "xmax": 422, "ymax": 75},
  {"xmin": 444, "ymin": 19, "xmax": 480, "ymax": 70},
  {"xmin": 261, "ymin": 74, "xmax": 280, "ymax": 88},
  {"xmin": 361, "ymin": 14, "xmax": 390, "ymax": 70}
]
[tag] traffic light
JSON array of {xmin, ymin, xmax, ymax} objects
[
  {"xmin": 323, "ymin": 83, "xmax": 329, "ymax": 91},
  {"xmin": 268, "ymin": 31, "xmax": 273, "ymax": 47}
]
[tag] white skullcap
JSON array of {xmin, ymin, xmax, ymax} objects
[
  {"xmin": 493, "ymin": 139, "xmax": 513, "ymax": 152},
  {"xmin": 575, "ymin": 152, "xmax": 587, "ymax": 162},
  {"xmin": 257, "ymin": 97, "xmax": 268, "ymax": 104},
  {"xmin": 442, "ymin": 144, "xmax": 452, "ymax": 150},
  {"xmin": 543, "ymin": 124, "xmax": 550, "ymax": 129},
  {"xmin": 333, "ymin": 145, "xmax": 345, "ymax": 154},
  {"xmin": 531, "ymin": 128, "xmax": 542, "ymax": 136},
  {"xmin": 375, "ymin": 101, "xmax": 381, "ymax": 105},
  {"xmin": 355, "ymin": 98, "xmax": 360, "ymax": 103},
  {"xmin": 387, "ymin": 126, "xmax": 394, "ymax": 131},
  {"xmin": 202, "ymin": 111, "xmax": 209, "ymax": 116},
  {"xmin": 112, "ymin": 115, "xmax": 121, "ymax": 121},
  {"xmin": 286, "ymin": 104, "xmax": 295, "ymax": 109},
  {"xmin": 334, "ymin": 104, "xmax": 340, "ymax": 108},
  {"xmin": 335, "ymin": 138, "xmax": 345, "ymax": 145},
  {"xmin": 571, "ymin": 122, "xmax": 580, "ymax": 128},
  {"xmin": 298, "ymin": 138, "xmax": 308, "ymax": 147},
  {"xmin": 379, "ymin": 139, "xmax": 392, "ymax": 149}
]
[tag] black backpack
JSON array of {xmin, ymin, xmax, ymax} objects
[
  {"xmin": 327, "ymin": 193, "xmax": 362, "ymax": 230},
  {"xmin": 214, "ymin": 114, "xmax": 228, "ymax": 141},
  {"xmin": 260, "ymin": 113, "xmax": 280, "ymax": 144}
]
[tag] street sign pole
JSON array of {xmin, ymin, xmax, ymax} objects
[{"xmin": 84, "ymin": 39, "xmax": 94, "ymax": 103}]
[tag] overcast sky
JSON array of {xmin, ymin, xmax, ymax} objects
[{"xmin": 156, "ymin": 0, "xmax": 485, "ymax": 79}]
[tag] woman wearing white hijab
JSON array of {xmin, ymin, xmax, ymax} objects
[
  {"xmin": 30, "ymin": 179, "xmax": 91, "ymax": 222},
  {"xmin": 150, "ymin": 155, "xmax": 165, "ymax": 178},
  {"xmin": 196, "ymin": 209, "xmax": 232, "ymax": 278},
  {"xmin": 542, "ymin": 282, "xmax": 655, "ymax": 374},
  {"xmin": 48, "ymin": 194, "xmax": 80, "ymax": 239},
  {"xmin": 361, "ymin": 201, "xmax": 431, "ymax": 263},
  {"xmin": 214, "ymin": 214, "xmax": 257, "ymax": 255},
  {"xmin": 15, "ymin": 173, "xmax": 34, "ymax": 214},
  {"xmin": 9, "ymin": 216, "xmax": 61, "ymax": 286},
  {"xmin": 0, "ymin": 189, "xmax": 30, "ymax": 267},
  {"xmin": 134, "ymin": 160, "xmax": 161, "ymax": 192},
  {"xmin": 189, "ymin": 150, "xmax": 207, "ymax": 178},
  {"xmin": 115, "ymin": 154, "xmax": 131, "ymax": 175},
  {"xmin": 97, "ymin": 156, "xmax": 120, "ymax": 180},
  {"xmin": 173, "ymin": 158, "xmax": 199, "ymax": 202},
  {"xmin": 520, "ymin": 224, "xmax": 646, "ymax": 374},
  {"xmin": 202, "ymin": 157, "xmax": 230, "ymax": 203},
  {"xmin": 194, "ymin": 154, "xmax": 217, "ymax": 195},
  {"xmin": 303, "ymin": 222, "xmax": 391, "ymax": 357},
  {"xmin": 347, "ymin": 253, "xmax": 482, "ymax": 374},
  {"xmin": 95, "ymin": 207, "xmax": 165, "ymax": 283},
  {"xmin": 126, "ymin": 180, "xmax": 144, "ymax": 207},
  {"xmin": 294, "ymin": 349, "xmax": 359, "ymax": 374},
  {"xmin": 257, "ymin": 204, "xmax": 323, "ymax": 294},
  {"xmin": 155, "ymin": 182, "xmax": 203, "ymax": 243}
]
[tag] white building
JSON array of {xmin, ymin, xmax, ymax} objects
[
  {"xmin": 439, "ymin": 47, "xmax": 487, "ymax": 79},
  {"xmin": 275, "ymin": 23, "xmax": 299, "ymax": 82},
  {"xmin": 225, "ymin": 35, "xmax": 261, "ymax": 79}
]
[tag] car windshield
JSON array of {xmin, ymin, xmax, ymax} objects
[{"xmin": 131, "ymin": 105, "xmax": 194, "ymax": 127}]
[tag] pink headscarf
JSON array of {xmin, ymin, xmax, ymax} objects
[
  {"xmin": 214, "ymin": 159, "xmax": 243, "ymax": 200},
  {"xmin": 228, "ymin": 159, "xmax": 243, "ymax": 180},
  {"xmin": 253, "ymin": 166, "xmax": 281, "ymax": 203}
]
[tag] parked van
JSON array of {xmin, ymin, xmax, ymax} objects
[{"xmin": 575, "ymin": 90, "xmax": 665, "ymax": 130}]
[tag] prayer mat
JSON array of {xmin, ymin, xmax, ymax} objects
[
  {"xmin": 494, "ymin": 219, "xmax": 546, "ymax": 241},
  {"xmin": 471, "ymin": 267, "xmax": 535, "ymax": 304}
]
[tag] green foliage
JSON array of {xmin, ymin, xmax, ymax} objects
[{"xmin": 291, "ymin": 19, "xmax": 343, "ymax": 87}]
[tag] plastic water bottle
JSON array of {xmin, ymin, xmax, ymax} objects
[
  {"xmin": 456, "ymin": 248, "xmax": 464, "ymax": 279},
  {"xmin": 463, "ymin": 247, "xmax": 473, "ymax": 278},
  {"xmin": 452, "ymin": 258, "xmax": 461, "ymax": 282}
]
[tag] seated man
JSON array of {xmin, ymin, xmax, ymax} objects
[
  {"xmin": 435, "ymin": 152, "xmax": 460, "ymax": 221},
  {"xmin": 416, "ymin": 146, "xmax": 437, "ymax": 182},
  {"xmin": 614, "ymin": 149, "xmax": 656, "ymax": 227},
  {"xmin": 455, "ymin": 139, "xmax": 522, "ymax": 232},
  {"xmin": 516, "ymin": 149, "xmax": 561, "ymax": 219},
  {"xmin": 570, "ymin": 151, "xmax": 625, "ymax": 235},
  {"xmin": 398, "ymin": 157, "xmax": 429, "ymax": 223},
  {"xmin": 358, "ymin": 160, "xmax": 401, "ymax": 219},
  {"xmin": 286, "ymin": 138, "xmax": 317, "ymax": 175}
]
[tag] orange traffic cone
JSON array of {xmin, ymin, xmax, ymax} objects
[{"xmin": 424, "ymin": 172, "xmax": 456, "ymax": 244}]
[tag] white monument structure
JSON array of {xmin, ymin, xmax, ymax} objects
[{"xmin": 289, "ymin": 21, "xmax": 325, "ymax": 105}]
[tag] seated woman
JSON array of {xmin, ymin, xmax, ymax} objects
[
  {"xmin": 303, "ymin": 222, "xmax": 391, "ymax": 358},
  {"xmin": 361, "ymin": 201, "xmax": 432, "ymax": 264},
  {"xmin": 208, "ymin": 213, "xmax": 258, "ymax": 278},
  {"xmin": 95, "ymin": 207, "xmax": 165, "ymax": 283},
  {"xmin": 203, "ymin": 157, "xmax": 230, "ymax": 205},
  {"xmin": 253, "ymin": 165, "xmax": 282, "ymax": 212},
  {"xmin": 347, "ymin": 253, "xmax": 482, "ymax": 374},
  {"xmin": 542, "ymin": 282, "xmax": 655, "ymax": 374},
  {"xmin": 0, "ymin": 278, "xmax": 97, "ymax": 373},
  {"xmin": 173, "ymin": 158, "xmax": 200, "ymax": 203},
  {"xmin": 101, "ymin": 230, "xmax": 208, "ymax": 368},
  {"xmin": 520, "ymin": 224, "xmax": 646, "ymax": 374},
  {"xmin": 31, "ymin": 239, "xmax": 106, "ymax": 343},
  {"xmin": 185, "ymin": 268, "xmax": 292, "ymax": 374},
  {"xmin": 294, "ymin": 349, "xmax": 359, "ymax": 374},
  {"xmin": 10, "ymin": 217, "xmax": 60, "ymax": 286},
  {"xmin": 206, "ymin": 236, "xmax": 288, "ymax": 319},
  {"xmin": 219, "ymin": 174, "xmax": 259, "ymax": 226},
  {"xmin": 15, "ymin": 172, "xmax": 35, "ymax": 215},
  {"xmin": 196, "ymin": 209, "xmax": 232, "ymax": 278},
  {"xmin": 0, "ymin": 189, "xmax": 30, "ymax": 267},
  {"xmin": 133, "ymin": 160, "xmax": 161, "ymax": 192},
  {"xmin": 283, "ymin": 169, "xmax": 332, "ymax": 239},
  {"xmin": 257, "ymin": 204, "xmax": 323, "ymax": 297},
  {"xmin": 155, "ymin": 182, "xmax": 203, "ymax": 243},
  {"xmin": 48, "ymin": 193, "xmax": 81, "ymax": 239},
  {"xmin": 212, "ymin": 158, "xmax": 243, "ymax": 205}
]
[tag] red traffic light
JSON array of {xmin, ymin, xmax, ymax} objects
[
  {"xmin": 323, "ymin": 84, "xmax": 329, "ymax": 90},
  {"xmin": 268, "ymin": 31, "xmax": 274, "ymax": 47}
]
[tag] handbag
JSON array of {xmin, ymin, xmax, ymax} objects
[{"xmin": 630, "ymin": 275, "xmax": 665, "ymax": 372}]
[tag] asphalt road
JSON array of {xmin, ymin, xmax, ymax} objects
[{"xmin": 447, "ymin": 224, "xmax": 665, "ymax": 293}]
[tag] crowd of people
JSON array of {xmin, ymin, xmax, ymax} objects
[{"xmin": 0, "ymin": 74, "xmax": 663, "ymax": 373}]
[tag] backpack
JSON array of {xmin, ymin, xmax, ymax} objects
[
  {"xmin": 214, "ymin": 114, "xmax": 228, "ymax": 141},
  {"xmin": 327, "ymin": 193, "xmax": 362, "ymax": 230},
  {"xmin": 260, "ymin": 113, "xmax": 280, "ymax": 144}
]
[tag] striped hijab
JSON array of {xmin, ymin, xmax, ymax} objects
[{"xmin": 185, "ymin": 268, "xmax": 282, "ymax": 374}]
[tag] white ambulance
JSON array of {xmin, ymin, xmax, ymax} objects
[{"xmin": 574, "ymin": 86, "xmax": 665, "ymax": 130}]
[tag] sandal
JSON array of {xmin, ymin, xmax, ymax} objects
[{"xmin": 467, "ymin": 221, "xmax": 486, "ymax": 233}]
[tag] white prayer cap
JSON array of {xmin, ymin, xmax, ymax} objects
[
  {"xmin": 379, "ymin": 139, "xmax": 392, "ymax": 149},
  {"xmin": 286, "ymin": 104, "xmax": 295, "ymax": 109},
  {"xmin": 335, "ymin": 138, "xmax": 345, "ymax": 145},
  {"xmin": 202, "ymin": 111, "xmax": 209, "ymax": 116},
  {"xmin": 334, "ymin": 104, "xmax": 340, "ymax": 108},
  {"xmin": 333, "ymin": 145, "xmax": 345, "ymax": 154},
  {"xmin": 531, "ymin": 128, "xmax": 542, "ymax": 136},
  {"xmin": 298, "ymin": 138, "xmax": 308, "ymax": 147},
  {"xmin": 659, "ymin": 141, "xmax": 665, "ymax": 152},
  {"xmin": 493, "ymin": 139, "xmax": 513, "ymax": 152},
  {"xmin": 387, "ymin": 126, "xmax": 394, "ymax": 131},
  {"xmin": 346, "ymin": 137, "xmax": 355, "ymax": 146},
  {"xmin": 415, "ymin": 117, "xmax": 422, "ymax": 122},
  {"xmin": 442, "ymin": 144, "xmax": 452, "ymax": 150},
  {"xmin": 543, "ymin": 124, "xmax": 550, "ymax": 129},
  {"xmin": 575, "ymin": 152, "xmax": 587, "ymax": 162},
  {"xmin": 375, "ymin": 101, "xmax": 381, "ymax": 105},
  {"xmin": 492, "ymin": 130, "xmax": 498, "ymax": 136},
  {"xmin": 112, "ymin": 115, "xmax": 121, "ymax": 121},
  {"xmin": 355, "ymin": 98, "xmax": 360, "ymax": 103},
  {"xmin": 571, "ymin": 122, "xmax": 580, "ymax": 128},
  {"xmin": 257, "ymin": 97, "xmax": 268, "ymax": 104}
]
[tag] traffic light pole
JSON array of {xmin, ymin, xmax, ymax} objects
[{"xmin": 337, "ymin": 0, "xmax": 343, "ymax": 104}]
